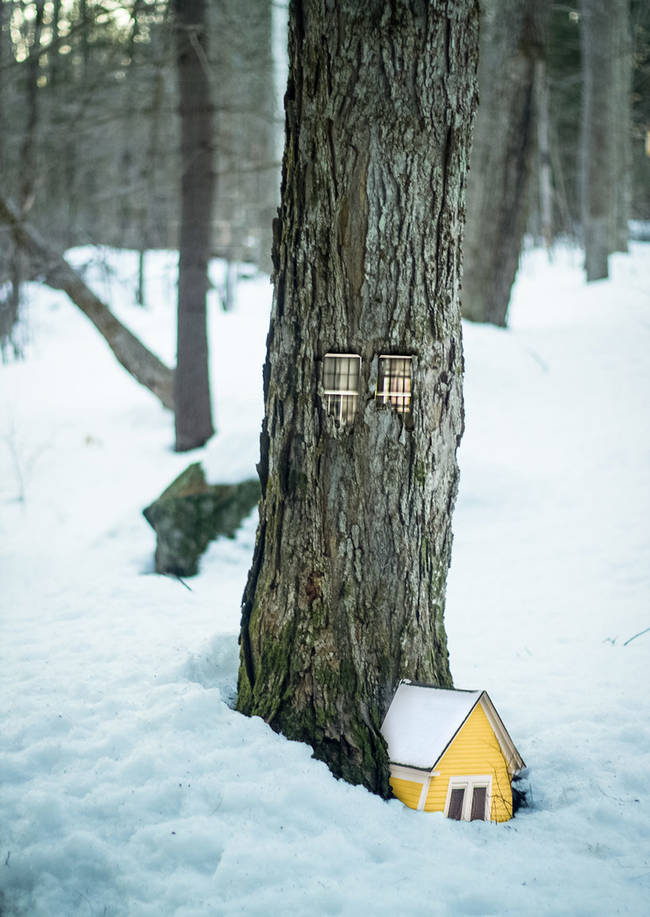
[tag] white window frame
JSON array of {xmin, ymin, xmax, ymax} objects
[
  {"xmin": 376, "ymin": 354, "xmax": 413, "ymax": 417},
  {"xmin": 322, "ymin": 353, "xmax": 361, "ymax": 425},
  {"xmin": 444, "ymin": 775, "xmax": 492, "ymax": 822}
]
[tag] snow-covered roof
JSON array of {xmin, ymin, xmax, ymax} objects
[{"xmin": 381, "ymin": 681, "xmax": 483, "ymax": 770}]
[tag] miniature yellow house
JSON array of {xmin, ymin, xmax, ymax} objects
[{"xmin": 381, "ymin": 680, "xmax": 525, "ymax": 822}]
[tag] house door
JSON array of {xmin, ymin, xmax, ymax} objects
[{"xmin": 446, "ymin": 777, "xmax": 491, "ymax": 821}]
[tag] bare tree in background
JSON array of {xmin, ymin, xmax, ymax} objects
[
  {"xmin": 173, "ymin": 0, "xmax": 215, "ymax": 451},
  {"xmin": 1, "ymin": 0, "xmax": 45, "ymax": 358},
  {"xmin": 0, "ymin": 0, "xmax": 11, "ymax": 350},
  {"xmin": 580, "ymin": 0, "xmax": 623, "ymax": 280},
  {"xmin": 611, "ymin": 0, "xmax": 633, "ymax": 253},
  {"xmin": 462, "ymin": 0, "xmax": 548, "ymax": 326}
]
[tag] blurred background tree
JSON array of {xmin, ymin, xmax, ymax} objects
[
  {"xmin": 462, "ymin": 0, "xmax": 649, "ymax": 326},
  {"xmin": 0, "ymin": 0, "xmax": 280, "ymax": 360},
  {"xmin": 462, "ymin": 0, "xmax": 549, "ymax": 327},
  {"xmin": 0, "ymin": 1, "xmax": 647, "ymax": 346}
]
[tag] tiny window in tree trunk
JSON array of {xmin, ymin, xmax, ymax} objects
[
  {"xmin": 376, "ymin": 355, "xmax": 412, "ymax": 419},
  {"xmin": 322, "ymin": 354, "xmax": 361, "ymax": 425}
]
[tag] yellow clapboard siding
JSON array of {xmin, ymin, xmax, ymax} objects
[
  {"xmin": 389, "ymin": 776, "xmax": 424, "ymax": 810},
  {"xmin": 423, "ymin": 702, "xmax": 514, "ymax": 822}
]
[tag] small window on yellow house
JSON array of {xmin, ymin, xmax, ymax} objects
[
  {"xmin": 376, "ymin": 355, "xmax": 412, "ymax": 418},
  {"xmin": 445, "ymin": 776, "xmax": 491, "ymax": 822},
  {"xmin": 322, "ymin": 353, "xmax": 361, "ymax": 425}
]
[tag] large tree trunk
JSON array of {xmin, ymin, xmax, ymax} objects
[
  {"xmin": 462, "ymin": 0, "xmax": 547, "ymax": 326},
  {"xmin": 580, "ymin": 0, "xmax": 616, "ymax": 281},
  {"xmin": 237, "ymin": 0, "xmax": 479, "ymax": 796},
  {"xmin": 173, "ymin": 0, "xmax": 215, "ymax": 451},
  {"xmin": 0, "ymin": 195, "xmax": 175, "ymax": 409}
]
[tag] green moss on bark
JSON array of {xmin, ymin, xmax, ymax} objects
[{"xmin": 143, "ymin": 464, "xmax": 260, "ymax": 576}]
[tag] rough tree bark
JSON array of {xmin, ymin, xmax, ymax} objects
[
  {"xmin": 462, "ymin": 0, "xmax": 547, "ymax": 326},
  {"xmin": 237, "ymin": 0, "xmax": 479, "ymax": 796},
  {"xmin": 0, "ymin": 195, "xmax": 175, "ymax": 409},
  {"xmin": 173, "ymin": 0, "xmax": 215, "ymax": 451},
  {"xmin": 580, "ymin": 0, "xmax": 616, "ymax": 281}
]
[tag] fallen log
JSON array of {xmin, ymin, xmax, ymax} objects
[{"xmin": 0, "ymin": 195, "xmax": 174, "ymax": 410}]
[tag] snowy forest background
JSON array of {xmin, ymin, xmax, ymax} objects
[{"xmin": 1, "ymin": 1, "xmax": 650, "ymax": 915}]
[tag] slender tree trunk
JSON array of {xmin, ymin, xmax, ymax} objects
[
  {"xmin": 580, "ymin": 0, "xmax": 616, "ymax": 281},
  {"xmin": 237, "ymin": 0, "xmax": 479, "ymax": 796},
  {"xmin": 250, "ymin": 0, "xmax": 276, "ymax": 273},
  {"xmin": 80, "ymin": 0, "xmax": 90, "ymax": 75},
  {"xmin": 0, "ymin": 0, "xmax": 14, "ymax": 357},
  {"xmin": 223, "ymin": 260, "xmax": 236, "ymax": 312},
  {"xmin": 462, "ymin": 0, "xmax": 547, "ymax": 326},
  {"xmin": 20, "ymin": 0, "xmax": 44, "ymax": 211},
  {"xmin": 536, "ymin": 58, "xmax": 553, "ymax": 253},
  {"xmin": 611, "ymin": 0, "xmax": 632, "ymax": 253},
  {"xmin": 137, "ymin": 250, "xmax": 146, "ymax": 307},
  {"xmin": 77, "ymin": 0, "xmax": 98, "ymax": 241},
  {"xmin": 49, "ymin": 0, "xmax": 62, "ymax": 89},
  {"xmin": 173, "ymin": 0, "xmax": 215, "ymax": 451},
  {"xmin": 5, "ymin": 0, "xmax": 45, "ymax": 356},
  {"xmin": 120, "ymin": 0, "xmax": 144, "ymax": 253},
  {"xmin": 137, "ymin": 59, "xmax": 167, "ymax": 307},
  {"xmin": 0, "ymin": 0, "xmax": 7, "ymax": 178}
]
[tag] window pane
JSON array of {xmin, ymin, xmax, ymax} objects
[
  {"xmin": 448, "ymin": 787, "xmax": 465, "ymax": 821},
  {"xmin": 334, "ymin": 358, "xmax": 346, "ymax": 390},
  {"xmin": 470, "ymin": 786, "xmax": 487, "ymax": 821},
  {"xmin": 345, "ymin": 356, "xmax": 359, "ymax": 390},
  {"xmin": 323, "ymin": 356, "xmax": 337, "ymax": 390},
  {"xmin": 376, "ymin": 356, "xmax": 412, "ymax": 417},
  {"xmin": 340, "ymin": 393, "xmax": 358, "ymax": 424},
  {"xmin": 322, "ymin": 354, "xmax": 361, "ymax": 424}
]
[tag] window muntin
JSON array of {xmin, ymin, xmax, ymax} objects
[
  {"xmin": 322, "ymin": 353, "xmax": 361, "ymax": 425},
  {"xmin": 376, "ymin": 355, "xmax": 412, "ymax": 418}
]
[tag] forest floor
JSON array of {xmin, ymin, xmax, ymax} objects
[{"xmin": 1, "ymin": 242, "xmax": 649, "ymax": 916}]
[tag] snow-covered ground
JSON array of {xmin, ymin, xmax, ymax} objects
[{"xmin": 1, "ymin": 243, "xmax": 649, "ymax": 916}]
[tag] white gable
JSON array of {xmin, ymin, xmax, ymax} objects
[{"xmin": 380, "ymin": 681, "xmax": 482, "ymax": 770}]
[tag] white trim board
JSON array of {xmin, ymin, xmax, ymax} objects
[{"xmin": 388, "ymin": 765, "xmax": 440, "ymax": 812}]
